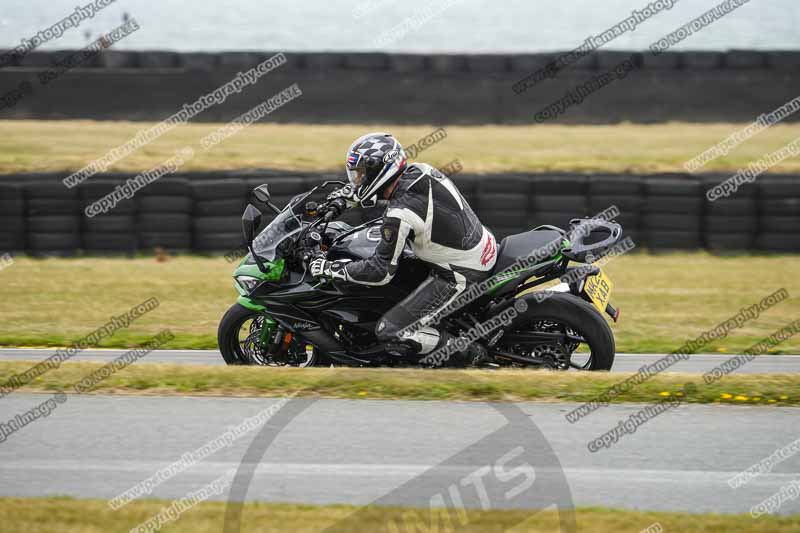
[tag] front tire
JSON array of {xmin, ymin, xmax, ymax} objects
[
  {"xmin": 218, "ymin": 303, "xmax": 256, "ymax": 365},
  {"xmin": 217, "ymin": 303, "xmax": 320, "ymax": 367}
]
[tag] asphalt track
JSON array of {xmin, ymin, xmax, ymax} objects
[
  {"xmin": 1, "ymin": 393, "xmax": 799, "ymax": 515},
  {"xmin": 1, "ymin": 348, "xmax": 799, "ymax": 373}
]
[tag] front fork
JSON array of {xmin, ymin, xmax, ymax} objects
[
  {"xmin": 238, "ymin": 295, "xmax": 279, "ymax": 350},
  {"xmin": 260, "ymin": 316, "xmax": 277, "ymax": 349}
]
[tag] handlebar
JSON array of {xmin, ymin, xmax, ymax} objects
[
  {"xmin": 325, "ymin": 197, "xmax": 348, "ymax": 220},
  {"xmin": 296, "ymin": 191, "xmax": 364, "ymax": 268},
  {"xmin": 302, "ymin": 228, "xmax": 325, "ymax": 259}
]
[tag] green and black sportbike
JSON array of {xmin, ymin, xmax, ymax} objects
[{"xmin": 218, "ymin": 181, "xmax": 623, "ymax": 370}]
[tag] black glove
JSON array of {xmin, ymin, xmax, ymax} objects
[
  {"xmin": 325, "ymin": 197, "xmax": 348, "ymax": 220},
  {"xmin": 326, "ymin": 184, "xmax": 356, "ymax": 202}
]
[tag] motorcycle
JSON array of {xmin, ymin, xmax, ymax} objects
[{"xmin": 218, "ymin": 181, "xmax": 623, "ymax": 370}]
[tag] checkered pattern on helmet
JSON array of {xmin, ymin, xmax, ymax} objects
[
  {"xmin": 355, "ymin": 137, "xmax": 392, "ymax": 156},
  {"xmin": 354, "ymin": 137, "xmax": 407, "ymax": 165}
]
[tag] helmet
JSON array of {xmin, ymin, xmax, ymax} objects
[{"xmin": 345, "ymin": 132, "xmax": 407, "ymax": 205}]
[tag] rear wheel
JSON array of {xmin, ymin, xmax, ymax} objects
[
  {"xmin": 217, "ymin": 303, "xmax": 318, "ymax": 367},
  {"xmin": 492, "ymin": 293, "xmax": 615, "ymax": 371}
]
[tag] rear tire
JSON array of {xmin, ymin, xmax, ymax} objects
[{"xmin": 502, "ymin": 292, "xmax": 615, "ymax": 371}]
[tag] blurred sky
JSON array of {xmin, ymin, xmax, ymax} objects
[{"xmin": 1, "ymin": 0, "xmax": 798, "ymax": 53}]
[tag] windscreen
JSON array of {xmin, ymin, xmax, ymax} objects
[{"xmin": 251, "ymin": 197, "xmax": 307, "ymax": 260}]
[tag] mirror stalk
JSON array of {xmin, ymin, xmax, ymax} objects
[{"xmin": 249, "ymin": 243, "xmax": 269, "ymax": 274}]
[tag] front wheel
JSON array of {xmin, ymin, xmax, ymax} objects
[
  {"xmin": 492, "ymin": 292, "xmax": 616, "ymax": 371},
  {"xmin": 217, "ymin": 303, "xmax": 319, "ymax": 367}
]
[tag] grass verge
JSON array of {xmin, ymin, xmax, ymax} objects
[
  {"xmin": 1, "ymin": 497, "xmax": 797, "ymax": 533},
  {"xmin": 2, "ymin": 120, "xmax": 800, "ymax": 175},
  {"xmin": 3, "ymin": 361, "xmax": 799, "ymax": 405},
  {"xmin": 0, "ymin": 253, "xmax": 798, "ymax": 354}
]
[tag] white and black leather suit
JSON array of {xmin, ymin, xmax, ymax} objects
[{"xmin": 337, "ymin": 163, "xmax": 498, "ymax": 355}]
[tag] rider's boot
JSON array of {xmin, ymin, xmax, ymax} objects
[{"xmin": 423, "ymin": 331, "xmax": 488, "ymax": 367}]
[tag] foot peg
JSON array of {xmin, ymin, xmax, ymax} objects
[{"xmin": 468, "ymin": 342, "xmax": 490, "ymax": 366}]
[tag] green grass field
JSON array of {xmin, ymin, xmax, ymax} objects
[
  {"xmin": 1, "ymin": 120, "xmax": 800, "ymax": 175},
  {"xmin": 3, "ymin": 361, "xmax": 798, "ymax": 405},
  {"xmin": 0, "ymin": 253, "xmax": 797, "ymax": 354},
  {"xmin": 2, "ymin": 497, "xmax": 797, "ymax": 533}
]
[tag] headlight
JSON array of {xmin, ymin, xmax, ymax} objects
[{"xmin": 235, "ymin": 275, "xmax": 261, "ymax": 293}]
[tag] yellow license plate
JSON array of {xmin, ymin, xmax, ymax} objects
[{"xmin": 583, "ymin": 269, "xmax": 613, "ymax": 313}]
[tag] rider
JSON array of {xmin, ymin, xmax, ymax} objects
[{"xmin": 309, "ymin": 132, "xmax": 497, "ymax": 363}]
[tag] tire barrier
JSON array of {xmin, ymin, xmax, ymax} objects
[
  {"xmin": 701, "ymin": 175, "xmax": 758, "ymax": 252},
  {"xmin": 643, "ymin": 176, "xmax": 703, "ymax": 251},
  {"xmin": 25, "ymin": 181, "xmax": 81, "ymax": 256},
  {"xmin": 137, "ymin": 178, "xmax": 192, "ymax": 252},
  {"xmin": 589, "ymin": 175, "xmax": 643, "ymax": 247},
  {"xmin": 192, "ymin": 178, "xmax": 248, "ymax": 252},
  {"xmin": 757, "ymin": 176, "xmax": 800, "ymax": 253},
  {"xmin": 1, "ymin": 50, "xmax": 798, "ymax": 124},
  {"xmin": 529, "ymin": 176, "xmax": 589, "ymax": 239},
  {"xmin": 477, "ymin": 175, "xmax": 531, "ymax": 240},
  {"xmin": 80, "ymin": 178, "xmax": 138, "ymax": 254},
  {"xmin": 0, "ymin": 171, "xmax": 798, "ymax": 255},
  {"xmin": 0, "ymin": 183, "xmax": 25, "ymax": 251}
]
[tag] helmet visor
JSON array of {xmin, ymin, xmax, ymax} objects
[{"xmin": 345, "ymin": 151, "xmax": 366, "ymax": 189}]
